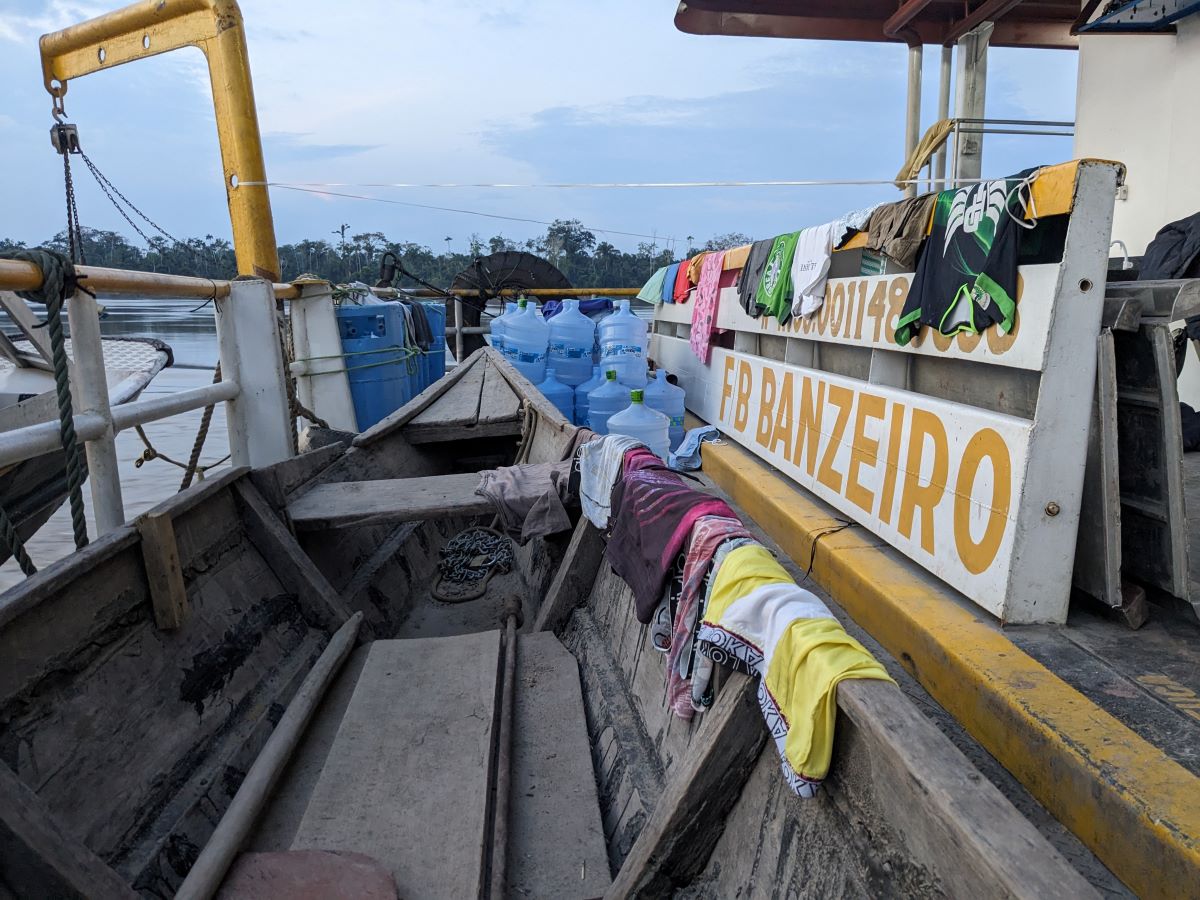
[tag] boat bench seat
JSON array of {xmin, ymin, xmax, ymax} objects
[{"xmin": 287, "ymin": 474, "xmax": 490, "ymax": 530}]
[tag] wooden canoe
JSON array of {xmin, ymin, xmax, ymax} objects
[{"xmin": 0, "ymin": 349, "xmax": 1111, "ymax": 898}]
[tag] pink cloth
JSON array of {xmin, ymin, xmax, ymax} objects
[
  {"xmin": 622, "ymin": 446, "xmax": 663, "ymax": 475},
  {"xmin": 690, "ymin": 250, "xmax": 726, "ymax": 364},
  {"xmin": 667, "ymin": 516, "xmax": 753, "ymax": 719},
  {"xmin": 606, "ymin": 461, "xmax": 738, "ymax": 622}
]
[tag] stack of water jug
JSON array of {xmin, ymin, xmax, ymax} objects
[{"xmin": 490, "ymin": 297, "xmax": 685, "ymax": 462}]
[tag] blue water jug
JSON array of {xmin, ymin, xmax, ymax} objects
[
  {"xmin": 587, "ymin": 369, "xmax": 631, "ymax": 436},
  {"xmin": 547, "ymin": 299, "xmax": 596, "ymax": 387},
  {"xmin": 644, "ymin": 369, "xmax": 686, "ymax": 450},
  {"xmin": 574, "ymin": 365, "xmax": 604, "ymax": 426},
  {"xmin": 537, "ymin": 368, "xmax": 575, "ymax": 423},
  {"xmin": 599, "ymin": 299, "xmax": 648, "ymax": 387},
  {"xmin": 337, "ymin": 304, "xmax": 411, "ymax": 430},
  {"xmin": 504, "ymin": 299, "xmax": 550, "ymax": 384},
  {"xmin": 490, "ymin": 301, "xmax": 518, "ymax": 357},
  {"xmin": 608, "ymin": 388, "xmax": 671, "ymax": 462}
]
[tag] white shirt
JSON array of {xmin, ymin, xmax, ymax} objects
[{"xmin": 789, "ymin": 222, "xmax": 836, "ymax": 319}]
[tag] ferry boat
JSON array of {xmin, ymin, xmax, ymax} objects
[{"xmin": 0, "ymin": 2, "xmax": 1197, "ymax": 899}]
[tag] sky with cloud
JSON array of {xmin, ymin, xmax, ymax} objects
[{"xmin": 0, "ymin": 0, "xmax": 1079, "ymax": 256}]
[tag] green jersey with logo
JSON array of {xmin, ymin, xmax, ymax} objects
[
  {"xmin": 895, "ymin": 174, "xmax": 1029, "ymax": 346},
  {"xmin": 754, "ymin": 230, "xmax": 802, "ymax": 325}
]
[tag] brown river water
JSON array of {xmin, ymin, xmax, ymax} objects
[{"xmin": 0, "ymin": 298, "xmax": 230, "ymax": 591}]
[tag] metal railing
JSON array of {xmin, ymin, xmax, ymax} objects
[
  {"xmin": 0, "ymin": 266, "xmax": 294, "ymax": 537},
  {"xmin": 908, "ymin": 117, "xmax": 1075, "ymax": 191},
  {"xmin": 0, "ymin": 260, "xmax": 643, "ymax": 537}
]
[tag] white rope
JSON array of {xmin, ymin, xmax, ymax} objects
[
  {"xmin": 240, "ymin": 175, "xmax": 1006, "ymax": 190},
  {"xmin": 262, "ymin": 184, "xmax": 684, "ymax": 242}
]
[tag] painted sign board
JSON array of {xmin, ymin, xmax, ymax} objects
[
  {"xmin": 651, "ymin": 162, "xmax": 1120, "ymax": 624},
  {"xmin": 653, "ymin": 339, "xmax": 1030, "ymax": 616},
  {"xmin": 655, "ymin": 264, "xmax": 1062, "ymax": 373}
]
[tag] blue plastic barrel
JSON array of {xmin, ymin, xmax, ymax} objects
[
  {"xmin": 422, "ymin": 301, "xmax": 447, "ymax": 388},
  {"xmin": 336, "ymin": 305, "xmax": 411, "ymax": 430}
]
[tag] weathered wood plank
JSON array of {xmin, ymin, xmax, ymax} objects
[
  {"xmin": 534, "ymin": 517, "xmax": 605, "ymax": 633},
  {"xmin": 477, "ymin": 358, "xmax": 522, "ymax": 426},
  {"xmin": 604, "ymin": 672, "xmax": 765, "ymax": 899},
  {"xmin": 836, "ymin": 679, "xmax": 1098, "ymax": 899},
  {"xmin": 174, "ymin": 613, "xmax": 363, "ymax": 900},
  {"xmin": 291, "ymin": 633, "xmax": 503, "ymax": 898},
  {"xmin": 287, "ymin": 474, "xmax": 490, "ymax": 530},
  {"xmin": 234, "ymin": 480, "xmax": 355, "ymax": 632},
  {"xmin": 410, "ymin": 357, "xmax": 486, "ymax": 427},
  {"xmin": 0, "ymin": 762, "xmax": 137, "ymax": 900},
  {"xmin": 136, "ymin": 511, "xmax": 188, "ymax": 630},
  {"xmin": 352, "ymin": 349, "xmax": 486, "ymax": 447},
  {"xmin": 404, "ymin": 418, "xmax": 523, "ymax": 445}
]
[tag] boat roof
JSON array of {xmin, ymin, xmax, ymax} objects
[{"xmin": 673, "ymin": 1, "xmax": 1081, "ymax": 49}]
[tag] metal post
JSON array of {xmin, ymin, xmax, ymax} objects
[
  {"xmin": 934, "ymin": 44, "xmax": 953, "ymax": 189},
  {"xmin": 904, "ymin": 42, "xmax": 924, "ymax": 199},
  {"xmin": 215, "ymin": 278, "xmax": 293, "ymax": 468},
  {"xmin": 954, "ymin": 22, "xmax": 992, "ymax": 182},
  {"xmin": 454, "ymin": 298, "xmax": 465, "ymax": 362},
  {"xmin": 290, "ymin": 281, "xmax": 357, "ymax": 431},
  {"xmin": 66, "ymin": 290, "xmax": 124, "ymax": 533}
]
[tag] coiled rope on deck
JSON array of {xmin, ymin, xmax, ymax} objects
[{"xmin": 0, "ymin": 247, "xmax": 91, "ymax": 557}]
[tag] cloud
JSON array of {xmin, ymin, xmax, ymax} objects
[{"xmin": 264, "ymin": 132, "xmax": 382, "ymax": 163}]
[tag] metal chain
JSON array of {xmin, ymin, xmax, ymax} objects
[
  {"xmin": 79, "ymin": 151, "xmax": 187, "ymax": 248},
  {"xmin": 61, "ymin": 140, "xmax": 86, "ymax": 265},
  {"xmin": 438, "ymin": 527, "xmax": 514, "ymax": 585}
]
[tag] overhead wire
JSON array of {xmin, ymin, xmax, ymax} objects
[{"xmin": 264, "ymin": 183, "xmax": 684, "ymax": 243}]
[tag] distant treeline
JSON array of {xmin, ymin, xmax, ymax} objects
[{"xmin": 0, "ymin": 220, "xmax": 752, "ymax": 290}]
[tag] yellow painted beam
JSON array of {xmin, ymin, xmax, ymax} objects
[
  {"xmin": 39, "ymin": 0, "xmax": 279, "ymax": 281},
  {"xmin": 699, "ymin": 430, "xmax": 1200, "ymax": 899}
]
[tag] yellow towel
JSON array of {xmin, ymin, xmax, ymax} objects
[
  {"xmin": 704, "ymin": 543, "xmax": 793, "ymax": 625},
  {"xmin": 764, "ymin": 617, "xmax": 893, "ymax": 784},
  {"xmin": 698, "ymin": 542, "xmax": 895, "ymax": 796}
]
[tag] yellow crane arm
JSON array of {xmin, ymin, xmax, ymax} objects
[{"xmin": 39, "ymin": 0, "xmax": 280, "ymax": 281}]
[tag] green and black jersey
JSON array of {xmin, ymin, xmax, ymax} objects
[{"xmin": 895, "ymin": 172, "xmax": 1032, "ymax": 346}]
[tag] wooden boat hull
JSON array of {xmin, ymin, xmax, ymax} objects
[{"xmin": 0, "ymin": 350, "xmax": 1116, "ymax": 898}]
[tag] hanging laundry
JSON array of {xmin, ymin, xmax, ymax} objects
[
  {"xmin": 789, "ymin": 223, "xmax": 837, "ymax": 319},
  {"xmin": 737, "ymin": 238, "xmax": 774, "ymax": 318},
  {"xmin": 672, "ymin": 258, "xmax": 693, "ymax": 302},
  {"xmin": 722, "ymin": 244, "xmax": 752, "ymax": 271},
  {"xmin": 832, "ymin": 204, "xmax": 882, "ymax": 249},
  {"xmin": 666, "ymin": 515, "xmax": 753, "ymax": 720},
  {"xmin": 637, "ymin": 266, "xmax": 669, "ymax": 304},
  {"xmin": 863, "ymin": 193, "xmax": 938, "ymax": 269},
  {"xmin": 606, "ymin": 463, "xmax": 737, "ymax": 622},
  {"xmin": 669, "ymin": 425, "xmax": 720, "ymax": 471},
  {"xmin": 895, "ymin": 170, "xmax": 1035, "ymax": 346},
  {"xmin": 696, "ymin": 543, "xmax": 892, "ymax": 797},
  {"xmin": 754, "ymin": 231, "xmax": 802, "ymax": 324},
  {"xmin": 621, "ymin": 445, "xmax": 666, "ymax": 476},
  {"xmin": 690, "ymin": 536, "xmax": 757, "ymax": 710},
  {"xmin": 690, "ymin": 250, "xmax": 726, "ymax": 364},
  {"xmin": 476, "ymin": 460, "xmax": 574, "ymax": 544},
  {"xmin": 577, "ymin": 434, "xmax": 646, "ymax": 529},
  {"xmin": 686, "ymin": 252, "xmax": 708, "ymax": 286},
  {"xmin": 661, "ymin": 262, "xmax": 681, "ymax": 304}
]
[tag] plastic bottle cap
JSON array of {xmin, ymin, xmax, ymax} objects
[
  {"xmin": 605, "ymin": 370, "xmax": 617, "ymax": 380},
  {"xmin": 630, "ymin": 389, "xmax": 644, "ymax": 403}
]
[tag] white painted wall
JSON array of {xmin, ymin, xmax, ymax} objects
[
  {"xmin": 1074, "ymin": 16, "xmax": 1200, "ymax": 401},
  {"xmin": 1074, "ymin": 17, "xmax": 1200, "ymax": 253}
]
